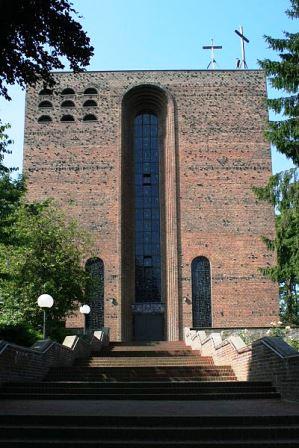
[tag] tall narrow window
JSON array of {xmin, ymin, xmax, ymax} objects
[
  {"xmin": 85, "ymin": 258, "xmax": 104, "ymax": 329},
  {"xmin": 134, "ymin": 113, "xmax": 161, "ymax": 303},
  {"xmin": 192, "ymin": 256, "xmax": 212, "ymax": 327}
]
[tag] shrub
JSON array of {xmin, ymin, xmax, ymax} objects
[{"xmin": 0, "ymin": 322, "xmax": 42, "ymax": 346}]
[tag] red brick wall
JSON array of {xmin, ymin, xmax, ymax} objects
[
  {"xmin": 185, "ymin": 330, "xmax": 299, "ymax": 400},
  {"xmin": 24, "ymin": 70, "xmax": 279, "ymax": 341}
]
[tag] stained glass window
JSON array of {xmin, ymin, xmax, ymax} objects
[
  {"xmin": 192, "ymin": 256, "xmax": 212, "ymax": 327},
  {"xmin": 85, "ymin": 258, "xmax": 104, "ymax": 329},
  {"xmin": 134, "ymin": 113, "xmax": 161, "ymax": 303}
]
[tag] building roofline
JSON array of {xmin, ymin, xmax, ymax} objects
[{"xmin": 51, "ymin": 68, "xmax": 264, "ymax": 75}]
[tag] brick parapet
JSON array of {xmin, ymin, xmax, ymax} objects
[
  {"xmin": 185, "ymin": 328, "xmax": 299, "ymax": 401},
  {"xmin": 0, "ymin": 332, "xmax": 106, "ymax": 386}
]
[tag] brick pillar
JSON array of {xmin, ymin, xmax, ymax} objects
[{"xmin": 164, "ymin": 97, "xmax": 180, "ymax": 341}]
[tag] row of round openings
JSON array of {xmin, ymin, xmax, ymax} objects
[
  {"xmin": 38, "ymin": 99, "xmax": 97, "ymax": 108},
  {"xmin": 39, "ymin": 87, "xmax": 98, "ymax": 96},
  {"xmin": 38, "ymin": 114, "xmax": 97, "ymax": 123}
]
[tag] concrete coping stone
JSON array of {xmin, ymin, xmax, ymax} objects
[
  {"xmin": 0, "ymin": 339, "xmax": 55, "ymax": 356},
  {"xmin": 186, "ymin": 329, "xmax": 298, "ymax": 359},
  {"xmin": 258, "ymin": 336, "xmax": 299, "ymax": 359},
  {"xmin": 227, "ymin": 335, "xmax": 247, "ymax": 352}
]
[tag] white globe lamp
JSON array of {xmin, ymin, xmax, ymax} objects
[
  {"xmin": 80, "ymin": 304, "xmax": 91, "ymax": 335},
  {"xmin": 37, "ymin": 294, "xmax": 54, "ymax": 309},
  {"xmin": 37, "ymin": 294, "xmax": 54, "ymax": 339},
  {"xmin": 80, "ymin": 304, "xmax": 91, "ymax": 315}
]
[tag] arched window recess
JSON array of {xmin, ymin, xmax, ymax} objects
[
  {"xmin": 83, "ymin": 100, "xmax": 97, "ymax": 107},
  {"xmin": 61, "ymin": 88, "xmax": 75, "ymax": 95},
  {"xmin": 38, "ymin": 100, "xmax": 53, "ymax": 108},
  {"xmin": 38, "ymin": 115, "xmax": 52, "ymax": 123},
  {"xmin": 61, "ymin": 100, "xmax": 75, "ymax": 108},
  {"xmin": 84, "ymin": 87, "xmax": 97, "ymax": 95},
  {"xmin": 83, "ymin": 114, "xmax": 97, "ymax": 122},
  {"xmin": 60, "ymin": 114, "xmax": 75, "ymax": 122},
  {"xmin": 39, "ymin": 88, "xmax": 53, "ymax": 96}
]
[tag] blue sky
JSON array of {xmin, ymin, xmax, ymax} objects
[{"xmin": 0, "ymin": 0, "xmax": 296, "ymax": 173}]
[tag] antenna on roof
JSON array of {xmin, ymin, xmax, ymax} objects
[
  {"xmin": 235, "ymin": 26, "xmax": 249, "ymax": 69},
  {"xmin": 202, "ymin": 39, "xmax": 222, "ymax": 69}
]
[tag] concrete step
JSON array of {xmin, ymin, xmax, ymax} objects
[
  {"xmin": 0, "ymin": 380, "xmax": 280, "ymax": 400},
  {"xmin": 0, "ymin": 424, "xmax": 297, "ymax": 440},
  {"xmin": 6, "ymin": 381, "xmax": 274, "ymax": 389},
  {"xmin": 0, "ymin": 392, "xmax": 281, "ymax": 400},
  {"xmin": 75, "ymin": 358, "xmax": 218, "ymax": 367},
  {"xmin": 96, "ymin": 350, "xmax": 202, "ymax": 357},
  {"xmin": 1, "ymin": 415, "xmax": 298, "ymax": 446},
  {"xmin": 45, "ymin": 377, "xmax": 239, "ymax": 383},
  {"xmin": 1, "ymin": 414, "xmax": 298, "ymax": 427},
  {"xmin": 108, "ymin": 342, "xmax": 188, "ymax": 347},
  {"xmin": 47, "ymin": 365, "xmax": 235, "ymax": 372},
  {"xmin": 45, "ymin": 369, "xmax": 237, "ymax": 381},
  {"xmin": 97, "ymin": 345, "xmax": 194, "ymax": 352},
  {"xmin": 1, "ymin": 439, "xmax": 298, "ymax": 447}
]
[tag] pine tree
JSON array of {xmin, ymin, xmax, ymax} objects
[
  {"xmin": 259, "ymin": 0, "xmax": 299, "ymax": 164},
  {"xmin": 255, "ymin": 0, "xmax": 299, "ymax": 324},
  {"xmin": 254, "ymin": 170, "xmax": 299, "ymax": 324}
]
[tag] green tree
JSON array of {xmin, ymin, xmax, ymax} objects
[
  {"xmin": 0, "ymin": 0, "xmax": 96, "ymax": 338},
  {"xmin": 254, "ymin": 169, "xmax": 299, "ymax": 324},
  {"xmin": 256, "ymin": 0, "xmax": 299, "ymax": 324},
  {"xmin": 0, "ymin": 0, "xmax": 94, "ymax": 100},
  {"xmin": 258, "ymin": 0, "xmax": 299, "ymax": 164},
  {"xmin": 0, "ymin": 122, "xmax": 25, "ymax": 251},
  {"xmin": 0, "ymin": 200, "xmax": 92, "ymax": 328}
]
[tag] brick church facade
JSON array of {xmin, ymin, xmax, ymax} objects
[{"xmin": 23, "ymin": 69, "xmax": 279, "ymax": 341}]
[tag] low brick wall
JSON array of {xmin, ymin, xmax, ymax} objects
[
  {"xmin": 184, "ymin": 328, "xmax": 299, "ymax": 401},
  {"xmin": 0, "ymin": 330, "xmax": 108, "ymax": 386},
  {"xmin": 191, "ymin": 327, "xmax": 299, "ymax": 342}
]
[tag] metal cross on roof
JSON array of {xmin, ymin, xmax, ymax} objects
[
  {"xmin": 235, "ymin": 26, "xmax": 250, "ymax": 69},
  {"xmin": 202, "ymin": 39, "xmax": 222, "ymax": 70}
]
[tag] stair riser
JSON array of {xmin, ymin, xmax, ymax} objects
[
  {"xmin": 2, "ymin": 387, "xmax": 277, "ymax": 394},
  {"xmin": 76, "ymin": 364, "xmax": 218, "ymax": 367},
  {"xmin": 45, "ymin": 378, "xmax": 238, "ymax": 382},
  {"xmin": 0, "ymin": 393, "xmax": 281, "ymax": 400},
  {"xmin": 6, "ymin": 381, "xmax": 273, "ymax": 388},
  {"xmin": 46, "ymin": 372, "xmax": 236, "ymax": 378},
  {"xmin": 97, "ymin": 352, "xmax": 203, "ymax": 357},
  {"xmin": 1, "ymin": 426, "xmax": 298, "ymax": 441},
  {"xmin": 1, "ymin": 415, "xmax": 297, "ymax": 426},
  {"xmin": 0, "ymin": 441, "xmax": 298, "ymax": 447},
  {"xmin": 49, "ymin": 366, "xmax": 232, "ymax": 376}
]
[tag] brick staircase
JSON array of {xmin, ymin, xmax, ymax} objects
[
  {"xmin": 43, "ymin": 340, "xmax": 239, "ymax": 386},
  {"xmin": 0, "ymin": 340, "xmax": 298, "ymax": 446}
]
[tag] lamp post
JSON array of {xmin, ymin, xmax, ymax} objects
[
  {"xmin": 79, "ymin": 304, "xmax": 91, "ymax": 335},
  {"xmin": 37, "ymin": 294, "xmax": 54, "ymax": 340}
]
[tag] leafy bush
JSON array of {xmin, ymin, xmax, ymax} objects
[
  {"xmin": 48, "ymin": 322, "xmax": 72, "ymax": 344},
  {"xmin": 0, "ymin": 322, "xmax": 42, "ymax": 347}
]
